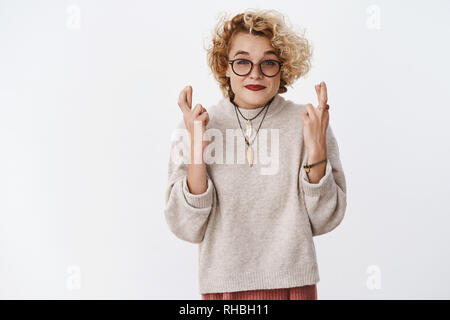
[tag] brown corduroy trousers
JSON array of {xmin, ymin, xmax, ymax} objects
[{"xmin": 201, "ymin": 284, "xmax": 317, "ymax": 300}]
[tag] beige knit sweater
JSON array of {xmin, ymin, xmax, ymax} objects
[{"xmin": 164, "ymin": 93, "xmax": 347, "ymax": 294}]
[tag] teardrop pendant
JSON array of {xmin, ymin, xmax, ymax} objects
[
  {"xmin": 245, "ymin": 119, "xmax": 253, "ymax": 139},
  {"xmin": 246, "ymin": 145, "xmax": 254, "ymax": 167}
]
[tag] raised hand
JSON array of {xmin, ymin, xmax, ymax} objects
[
  {"xmin": 300, "ymin": 81, "xmax": 330, "ymax": 154},
  {"xmin": 177, "ymin": 85, "xmax": 211, "ymax": 161}
]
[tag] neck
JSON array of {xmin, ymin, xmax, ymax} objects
[
  {"xmin": 221, "ymin": 93, "xmax": 284, "ymax": 120},
  {"xmin": 232, "ymin": 95, "xmax": 275, "ymax": 110}
]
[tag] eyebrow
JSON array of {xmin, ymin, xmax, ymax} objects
[{"xmin": 233, "ymin": 50, "xmax": 278, "ymax": 58}]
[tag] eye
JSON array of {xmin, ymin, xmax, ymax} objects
[
  {"xmin": 262, "ymin": 60, "xmax": 277, "ymax": 66},
  {"xmin": 236, "ymin": 59, "xmax": 250, "ymax": 65}
]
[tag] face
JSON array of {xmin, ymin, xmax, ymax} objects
[{"xmin": 226, "ymin": 32, "xmax": 282, "ymax": 109}]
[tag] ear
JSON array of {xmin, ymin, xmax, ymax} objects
[{"xmin": 225, "ymin": 62, "xmax": 232, "ymax": 78}]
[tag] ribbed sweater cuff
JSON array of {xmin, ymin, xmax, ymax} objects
[
  {"xmin": 301, "ymin": 159, "xmax": 335, "ymax": 197},
  {"xmin": 182, "ymin": 175, "xmax": 213, "ymax": 209}
]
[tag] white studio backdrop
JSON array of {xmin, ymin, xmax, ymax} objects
[{"xmin": 0, "ymin": 0, "xmax": 449, "ymax": 299}]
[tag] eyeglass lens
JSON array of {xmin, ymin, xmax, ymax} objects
[{"xmin": 232, "ymin": 59, "xmax": 280, "ymax": 77}]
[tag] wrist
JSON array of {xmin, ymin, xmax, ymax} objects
[
  {"xmin": 190, "ymin": 139, "xmax": 205, "ymax": 164},
  {"xmin": 307, "ymin": 148, "xmax": 327, "ymax": 163}
]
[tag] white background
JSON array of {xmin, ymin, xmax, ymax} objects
[{"xmin": 1, "ymin": 0, "xmax": 449, "ymax": 299}]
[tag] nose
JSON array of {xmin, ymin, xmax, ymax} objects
[{"xmin": 249, "ymin": 63, "xmax": 263, "ymax": 79}]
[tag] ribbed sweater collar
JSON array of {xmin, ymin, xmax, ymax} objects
[{"xmin": 218, "ymin": 93, "xmax": 286, "ymax": 121}]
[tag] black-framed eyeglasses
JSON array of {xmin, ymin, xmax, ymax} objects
[{"xmin": 228, "ymin": 58, "xmax": 283, "ymax": 77}]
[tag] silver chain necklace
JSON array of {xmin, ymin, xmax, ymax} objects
[{"xmin": 231, "ymin": 96, "xmax": 275, "ymax": 167}]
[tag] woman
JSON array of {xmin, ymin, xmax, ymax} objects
[{"xmin": 164, "ymin": 9, "xmax": 347, "ymax": 300}]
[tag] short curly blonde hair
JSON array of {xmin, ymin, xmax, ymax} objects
[{"xmin": 205, "ymin": 9, "xmax": 312, "ymax": 100}]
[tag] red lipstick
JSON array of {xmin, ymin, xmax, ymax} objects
[{"xmin": 245, "ymin": 85, "xmax": 266, "ymax": 91}]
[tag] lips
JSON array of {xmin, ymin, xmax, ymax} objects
[{"xmin": 245, "ymin": 85, "xmax": 266, "ymax": 91}]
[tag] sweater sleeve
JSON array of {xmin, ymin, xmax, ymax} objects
[
  {"xmin": 163, "ymin": 121, "xmax": 215, "ymax": 244},
  {"xmin": 300, "ymin": 125, "xmax": 347, "ymax": 237}
]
